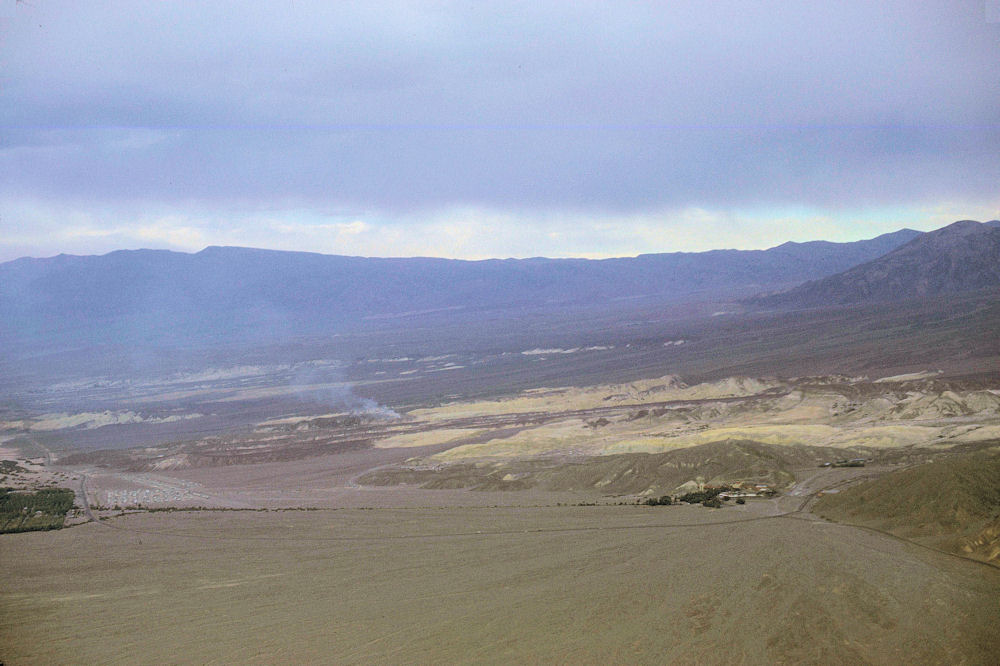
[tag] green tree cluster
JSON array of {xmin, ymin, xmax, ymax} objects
[
  {"xmin": 0, "ymin": 487, "xmax": 76, "ymax": 533},
  {"xmin": 677, "ymin": 485, "xmax": 735, "ymax": 504}
]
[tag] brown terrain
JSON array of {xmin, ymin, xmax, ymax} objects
[
  {"xmin": 815, "ymin": 449, "xmax": 1000, "ymax": 565},
  {"xmin": 2, "ymin": 368, "xmax": 1000, "ymax": 663}
]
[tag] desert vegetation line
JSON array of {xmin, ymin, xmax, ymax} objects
[
  {"xmin": 75, "ymin": 472, "xmax": 1000, "ymax": 570},
  {"xmin": 83, "ymin": 495, "xmax": 818, "ymax": 543}
]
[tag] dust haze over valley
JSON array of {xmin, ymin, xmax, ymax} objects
[
  {"xmin": 4, "ymin": 2, "xmax": 1000, "ymax": 663},
  {"xmin": 3, "ymin": 220, "xmax": 1000, "ymax": 663}
]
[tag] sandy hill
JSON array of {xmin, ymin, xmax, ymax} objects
[
  {"xmin": 815, "ymin": 448, "xmax": 1000, "ymax": 564},
  {"xmin": 362, "ymin": 439, "xmax": 867, "ymax": 495}
]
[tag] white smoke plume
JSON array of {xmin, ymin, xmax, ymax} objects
[{"xmin": 290, "ymin": 365, "xmax": 400, "ymax": 420}]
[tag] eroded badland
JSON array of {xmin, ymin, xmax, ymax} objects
[{"xmin": 3, "ymin": 362, "xmax": 1000, "ymax": 663}]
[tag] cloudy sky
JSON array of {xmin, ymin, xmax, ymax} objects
[{"xmin": 1, "ymin": 1, "xmax": 998, "ymax": 261}]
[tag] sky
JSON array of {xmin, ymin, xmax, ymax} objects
[{"xmin": 1, "ymin": 0, "xmax": 998, "ymax": 261}]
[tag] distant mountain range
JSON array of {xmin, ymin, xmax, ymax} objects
[
  {"xmin": 0, "ymin": 228, "xmax": 921, "ymax": 356},
  {"xmin": 751, "ymin": 220, "xmax": 1000, "ymax": 309}
]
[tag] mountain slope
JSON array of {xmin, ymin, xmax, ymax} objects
[
  {"xmin": 0, "ymin": 228, "xmax": 918, "ymax": 355},
  {"xmin": 815, "ymin": 448, "xmax": 1000, "ymax": 564},
  {"xmin": 752, "ymin": 220, "xmax": 1000, "ymax": 309}
]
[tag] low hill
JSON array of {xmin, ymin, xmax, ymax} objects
[
  {"xmin": 815, "ymin": 448, "xmax": 1000, "ymax": 564},
  {"xmin": 753, "ymin": 220, "xmax": 1000, "ymax": 309},
  {"xmin": 360, "ymin": 440, "xmax": 867, "ymax": 495}
]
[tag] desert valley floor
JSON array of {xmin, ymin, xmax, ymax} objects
[
  {"xmin": 3, "ymin": 501, "xmax": 999, "ymax": 664},
  {"xmin": 2, "ymin": 369, "xmax": 1000, "ymax": 663}
]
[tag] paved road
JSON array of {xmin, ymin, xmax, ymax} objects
[
  {"xmin": 21, "ymin": 435, "xmax": 55, "ymax": 466},
  {"xmin": 23, "ymin": 435, "xmax": 98, "ymax": 522},
  {"xmin": 78, "ymin": 472, "xmax": 97, "ymax": 522}
]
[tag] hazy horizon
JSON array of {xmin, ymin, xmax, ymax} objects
[
  {"xmin": 2, "ymin": 1, "xmax": 999, "ymax": 262},
  {"xmin": 6, "ymin": 218, "xmax": 996, "ymax": 264}
]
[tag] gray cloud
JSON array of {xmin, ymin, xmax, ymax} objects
[{"xmin": 1, "ymin": 1, "xmax": 998, "ymax": 253}]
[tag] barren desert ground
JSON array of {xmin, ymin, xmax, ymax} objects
[
  {"xmin": 3, "ymin": 503, "xmax": 999, "ymax": 664},
  {"xmin": 2, "ymin": 370, "xmax": 1000, "ymax": 664}
]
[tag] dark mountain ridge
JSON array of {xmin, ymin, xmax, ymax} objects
[
  {"xmin": 0, "ymin": 228, "xmax": 919, "ymax": 357},
  {"xmin": 752, "ymin": 220, "xmax": 1000, "ymax": 309}
]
